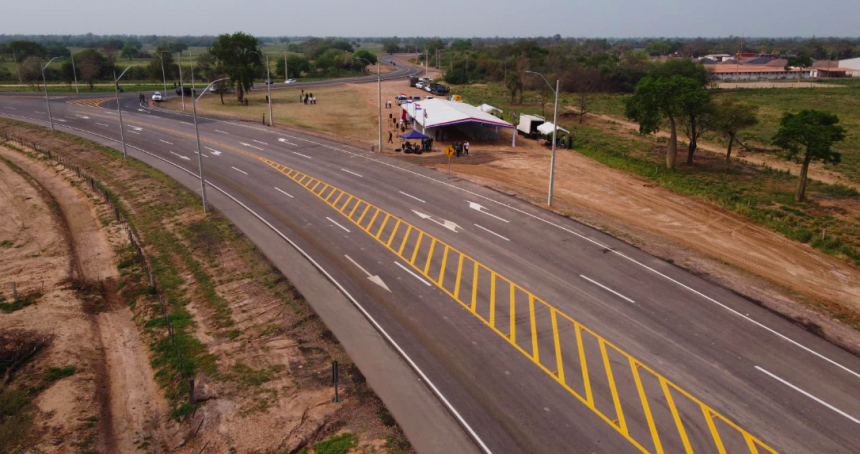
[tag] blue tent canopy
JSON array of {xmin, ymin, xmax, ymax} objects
[{"xmin": 400, "ymin": 130, "xmax": 429, "ymax": 140}]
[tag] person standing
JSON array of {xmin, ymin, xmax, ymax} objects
[
  {"xmin": 464, "ymin": 141, "xmax": 470, "ymax": 156},
  {"xmin": 388, "ymin": 131, "xmax": 393, "ymax": 144}
]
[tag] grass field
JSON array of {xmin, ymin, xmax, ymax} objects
[{"xmin": 449, "ymin": 82, "xmax": 860, "ymax": 269}]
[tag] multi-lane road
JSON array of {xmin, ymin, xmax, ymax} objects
[{"xmin": 1, "ymin": 67, "xmax": 859, "ymax": 454}]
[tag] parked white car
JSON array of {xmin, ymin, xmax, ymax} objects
[
  {"xmin": 416, "ymin": 82, "xmax": 425, "ymax": 89},
  {"xmin": 151, "ymin": 92, "xmax": 163, "ymax": 102},
  {"xmin": 285, "ymin": 79, "xmax": 296, "ymax": 84}
]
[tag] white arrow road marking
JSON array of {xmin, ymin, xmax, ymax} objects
[
  {"xmin": 467, "ymin": 201, "xmax": 510, "ymax": 223},
  {"xmin": 293, "ymin": 152, "xmax": 312, "ymax": 159},
  {"xmin": 75, "ymin": 114, "xmax": 90, "ymax": 119},
  {"xmin": 345, "ymin": 254, "xmax": 390, "ymax": 292},
  {"xmin": 160, "ymin": 139, "xmax": 173, "ymax": 145},
  {"xmin": 326, "ymin": 217, "xmax": 351, "ymax": 233},
  {"xmin": 412, "ymin": 210, "xmax": 461, "ymax": 233},
  {"xmin": 252, "ymin": 139, "xmax": 268, "ymax": 145},
  {"xmin": 394, "ymin": 261, "xmax": 432, "ymax": 286},
  {"xmin": 755, "ymin": 366, "xmax": 860, "ymax": 424},
  {"xmin": 278, "ymin": 137, "xmax": 297, "ymax": 146},
  {"xmin": 341, "ymin": 168, "xmax": 363, "ymax": 178},
  {"xmin": 204, "ymin": 147, "xmax": 222, "ymax": 156},
  {"xmin": 274, "ymin": 187, "xmax": 294, "ymax": 198},
  {"xmin": 130, "ymin": 126, "xmax": 143, "ymax": 131},
  {"xmin": 96, "ymin": 123, "xmax": 109, "ymax": 127},
  {"xmin": 231, "ymin": 166, "xmax": 248, "ymax": 175},
  {"xmin": 137, "ymin": 108, "xmax": 149, "ymax": 113},
  {"xmin": 474, "ymin": 224, "xmax": 510, "ymax": 242},
  {"xmin": 215, "ymin": 129, "xmax": 230, "ymax": 134},
  {"xmin": 240, "ymin": 142, "xmax": 264, "ymax": 151},
  {"xmin": 399, "ymin": 191, "xmax": 426, "ymax": 203},
  {"xmin": 579, "ymin": 275, "xmax": 635, "ymax": 304},
  {"xmin": 126, "ymin": 130, "xmax": 141, "ymax": 134},
  {"xmin": 169, "ymin": 151, "xmax": 191, "ymax": 161}
]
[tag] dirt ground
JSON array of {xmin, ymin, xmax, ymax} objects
[
  {"xmin": 0, "ymin": 145, "xmax": 174, "ymax": 452},
  {"xmin": 0, "ymin": 121, "xmax": 411, "ymax": 454}
]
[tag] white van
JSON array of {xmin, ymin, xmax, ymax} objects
[{"xmin": 517, "ymin": 114, "xmax": 546, "ymax": 138}]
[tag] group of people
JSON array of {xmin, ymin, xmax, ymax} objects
[
  {"xmin": 300, "ymin": 90, "xmax": 317, "ymax": 105},
  {"xmin": 452, "ymin": 141, "xmax": 470, "ymax": 157}
]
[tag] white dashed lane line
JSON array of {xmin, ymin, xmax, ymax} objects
[
  {"xmin": 215, "ymin": 129, "xmax": 230, "ymax": 134},
  {"xmin": 160, "ymin": 139, "xmax": 174, "ymax": 145},
  {"xmin": 293, "ymin": 152, "xmax": 312, "ymax": 159},
  {"xmin": 474, "ymin": 224, "xmax": 510, "ymax": 242},
  {"xmin": 231, "ymin": 166, "xmax": 248, "ymax": 175},
  {"xmin": 341, "ymin": 168, "xmax": 363, "ymax": 178},
  {"xmin": 252, "ymin": 139, "xmax": 268, "ymax": 145},
  {"xmin": 274, "ymin": 187, "xmax": 294, "ymax": 198},
  {"xmin": 399, "ymin": 191, "xmax": 426, "ymax": 203},
  {"xmin": 326, "ymin": 217, "xmax": 350, "ymax": 233}
]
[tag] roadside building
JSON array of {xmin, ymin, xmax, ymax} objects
[
  {"xmin": 708, "ymin": 65, "xmax": 813, "ymax": 81},
  {"xmin": 838, "ymin": 57, "xmax": 860, "ymax": 76},
  {"xmin": 401, "ymin": 98, "xmax": 516, "ymax": 146}
]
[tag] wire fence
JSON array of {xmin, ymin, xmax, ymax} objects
[{"xmin": 1, "ymin": 130, "xmax": 193, "ymax": 403}]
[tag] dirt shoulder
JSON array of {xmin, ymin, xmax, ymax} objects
[{"xmin": 1, "ymin": 120, "xmax": 412, "ymax": 453}]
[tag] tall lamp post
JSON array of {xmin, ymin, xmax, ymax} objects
[
  {"xmin": 41, "ymin": 57, "xmax": 60, "ymax": 132},
  {"xmin": 253, "ymin": 50, "xmax": 274, "ymax": 126},
  {"xmin": 177, "ymin": 52, "xmax": 186, "ymax": 111},
  {"xmin": 70, "ymin": 54, "xmax": 79, "ymax": 94},
  {"xmin": 114, "ymin": 66, "xmax": 132, "ymax": 159},
  {"xmin": 526, "ymin": 71, "xmax": 560, "ymax": 207},
  {"xmin": 355, "ymin": 56, "xmax": 382, "ymax": 152},
  {"xmin": 191, "ymin": 77, "xmax": 229, "ymax": 213},
  {"xmin": 154, "ymin": 52, "xmax": 169, "ymax": 100}
]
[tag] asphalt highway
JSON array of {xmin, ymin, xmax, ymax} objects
[{"xmin": 2, "ymin": 81, "xmax": 859, "ymax": 454}]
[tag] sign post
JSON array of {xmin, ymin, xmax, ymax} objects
[{"xmin": 445, "ymin": 145, "xmax": 455, "ymax": 174}]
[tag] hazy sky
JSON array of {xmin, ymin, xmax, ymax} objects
[{"xmin": 2, "ymin": 0, "xmax": 859, "ymax": 38}]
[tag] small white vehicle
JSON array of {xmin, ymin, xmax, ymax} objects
[
  {"xmin": 416, "ymin": 82, "xmax": 425, "ymax": 89},
  {"xmin": 151, "ymin": 92, "xmax": 163, "ymax": 102},
  {"xmin": 285, "ymin": 79, "xmax": 296, "ymax": 84}
]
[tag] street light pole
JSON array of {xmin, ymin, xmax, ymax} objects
[
  {"xmin": 191, "ymin": 77, "xmax": 229, "ymax": 213},
  {"xmin": 526, "ymin": 71, "xmax": 560, "ymax": 207},
  {"xmin": 177, "ymin": 51, "xmax": 186, "ymax": 111},
  {"xmin": 41, "ymin": 57, "xmax": 59, "ymax": 132},
  {"xmin": 156, "ymin": 52, "xmax": 168, "ymax": 100},
  {"xmin": 284, "ymin": 50, "xmax": 288, "ymax": 83},
  {"xmin": 265, "ymin": 55, "xmax": 273, "ymax": 126},
  {"xmin": 70, "ymin": 54, "xmax": 79, "ymax": 94},
  {"xmin": 356, "ymin": 56, "xmax": 382, "ymax": 152},
  {"xmin": 114, "ymin": 66, "xmax": 132, "ymax": 159}
]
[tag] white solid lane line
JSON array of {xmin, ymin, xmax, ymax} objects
[
  {"xmin": 215, "ymin": 129, "xmax": 230, "ymax": 134},
  {"xmin": 579, "ymin": 275, "xmax": 635, "ymax": 304},
  {"xmin": 341, "ymin": 168, "xmax": 363, "ymax": 178},
  {"xmin": 394, "ymin": 261, "xmax": 432, "ymax": 286},
  {"xmin": 126, "ymin": 130, "xmax": 141, "ymax": 135},
  {"xmin": 96, "ymin": 123, "xmax": 110, "ymax": 127},
  {"xmin": 252, "ymin": 139, "xmax": 268, "ymax": 145},
  {"xmin": 399, "ymin": 191, "xmax": 426, "ymax": 203},
  {"xmin": 474, "ymin": 224, "xmax": 510, "ymax": 242},
  {"xmin": 274, "ymin": 187, "xmax": 294, "ymax": 198},
  {"xmin": 231, "ymin": 166, "xmax": 248, "ymax": 175},
  {"xmin": 3, "ymin": 107, "xmax": 16, "ymax": 110},
  {"xmin": 204, "ymin": 146, "xmax": 222, "ymax": 156},
  {"xmin": 160, "ymin": 139, "xmax": 174, "ymax": 145},
  {"xmin": 293, "ymin": 152, "xmax": 312, "ymax": 159},
  {"xmin": 755, "ymin": 366, "xmax": 860, "ymax": 424},
  {"xmin": 326, "ymin": 217, "xmax": 351, "ymax": 233}
]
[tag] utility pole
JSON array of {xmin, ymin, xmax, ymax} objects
[
  {"xmin": 190, "ymin": 60, "xmax": 209, "ymax": 213},
  {"xmin": 70, "ymin": 54, "xmax": 79, "ymax": 94},
  {"xmin": 13, "ymin": 50, "xmax": 22, "ymax": 84},
  {"xmin": 177, "ymin": 52, "xmax": 186, "ymax": 111},
  {"xmin": 157, "ymin": 52, "xmax": 168, "ymax": 100},
  {"xmin": 41, "ymin": 57, "xmax": 59, "ymax": 132},
  {"xmin": 284, "ymin": 50, "xmax": 288, "ymax": 83},
  {"xmin": 526, "ymin": 71, "xmax": 560, "ymax": 206},
  {"xmin": 113, "ymin": 66, "xmax": 132, "ymax": 159}
]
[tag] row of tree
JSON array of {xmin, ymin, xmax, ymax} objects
[{"xmin": 624, "ymin": 59, "xmax": 845, "ymax": 202}]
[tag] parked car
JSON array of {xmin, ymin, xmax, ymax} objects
[
  {"xmin": 411, "ymin": 95, "xmax": 422, "ymax": 101},
  {"xmin": 429, "ymin": 83, "xmax": 450, "ymax": 96},
  {"xmin": 285, "ymin": 79, "xmax": 296, "ymax": 84},
  {"xmin": 176, "ymin": 86, "xmax": 197, "ymax": 96},
  {"xmin": 424, "ymin": 85, "xmax": 432, "ymax": 93},
  {"xmin": 416, "ymin": 82, "xmax": 425, "ymax": 89},
  {"xmin": 151, "ymin": 92, "xmax": 163, "ymax": 102},
  {"xmin": 395, "ymin": 94, "xmax": 409, "ymax": 105}
]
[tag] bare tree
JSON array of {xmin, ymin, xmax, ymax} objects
[
  {"xmin": 20, "ymin": 56, "xmax": 42, "ymax": 89},
  {"xmin": 563, "ymin": 66, "xmax": 604, "ymax": 124}
]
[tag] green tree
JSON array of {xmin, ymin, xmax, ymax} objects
[
  {"xmin": 650, "ymin": 58, "xmax": 710, "ymax": 87},
  {"xmin": 713, "ymin": 99, "xmax": 759, "ymax": 172},
  {"xmin": 626, "ymin": 75, "xmax": 706, "ymax": 169},
  {"xmin": 276, "ymin": 54, "xmax": 309, "ymax": 78},
  {"xmin": 353, "ymin": 50, "xmax": 377, "ymax": 73},
  {"xmin": 7, "ymin": 41, "xmax": 47, "ymax": 62},
  {"xmin": 450, "ymin": 39, "xmax": 472, "ymax": 52},
  {"xmin": 210, "ymin": 32, "xmax": 263, "ymax": 103},
  {"xmin": 147, "ymin": 48, "xmax": 176, "ymax": 82},
  {"xmin": 74, "ymin": 49, "xmax": 112, "ymax": 89},
  {"xmin": 381, "ymin": 38, "xmax": 400, "ymax": 54},
  {"xmin": 120, "ymin": 45, "xmax": 139, "ymax": 61},
  {"xmin": 772, "ymin": 110, "xmax": 846, "ymax": 202},
  {"xmin": 785, "ymin": 53, "xmax": 813, "ymax": 72}
]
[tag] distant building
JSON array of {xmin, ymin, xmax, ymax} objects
[
  {"xmin": 838, "ymin": 57, "xmax": 860, "ymax": 76},
  {"xmin": 700, "ymin": 54, "xmax": 734, "ymax": 62},
  {"xmin": 709, "ymin": 65, "xmax": 813, "ymax": 81}
]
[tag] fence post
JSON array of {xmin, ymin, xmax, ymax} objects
[
  {"xmin": 332, "ymin": 361, "xmax": 341, "ymax": 403},
  {"xmin": 12, "ymin": 282, "xmax": 18, "ymax": 303}
]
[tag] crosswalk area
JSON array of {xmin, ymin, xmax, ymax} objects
[{"xmin": 262, "ymin": 159, "xmax": 781, "ymax": 454}]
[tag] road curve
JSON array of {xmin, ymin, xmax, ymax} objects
[{"xmin": 1, "ymin": 86, "xmax": 859, "ymax": 454}]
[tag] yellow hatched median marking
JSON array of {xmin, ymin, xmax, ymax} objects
[{"xmin": 87, "ymin": 112, "xmax": 781, "ymax": 454}]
